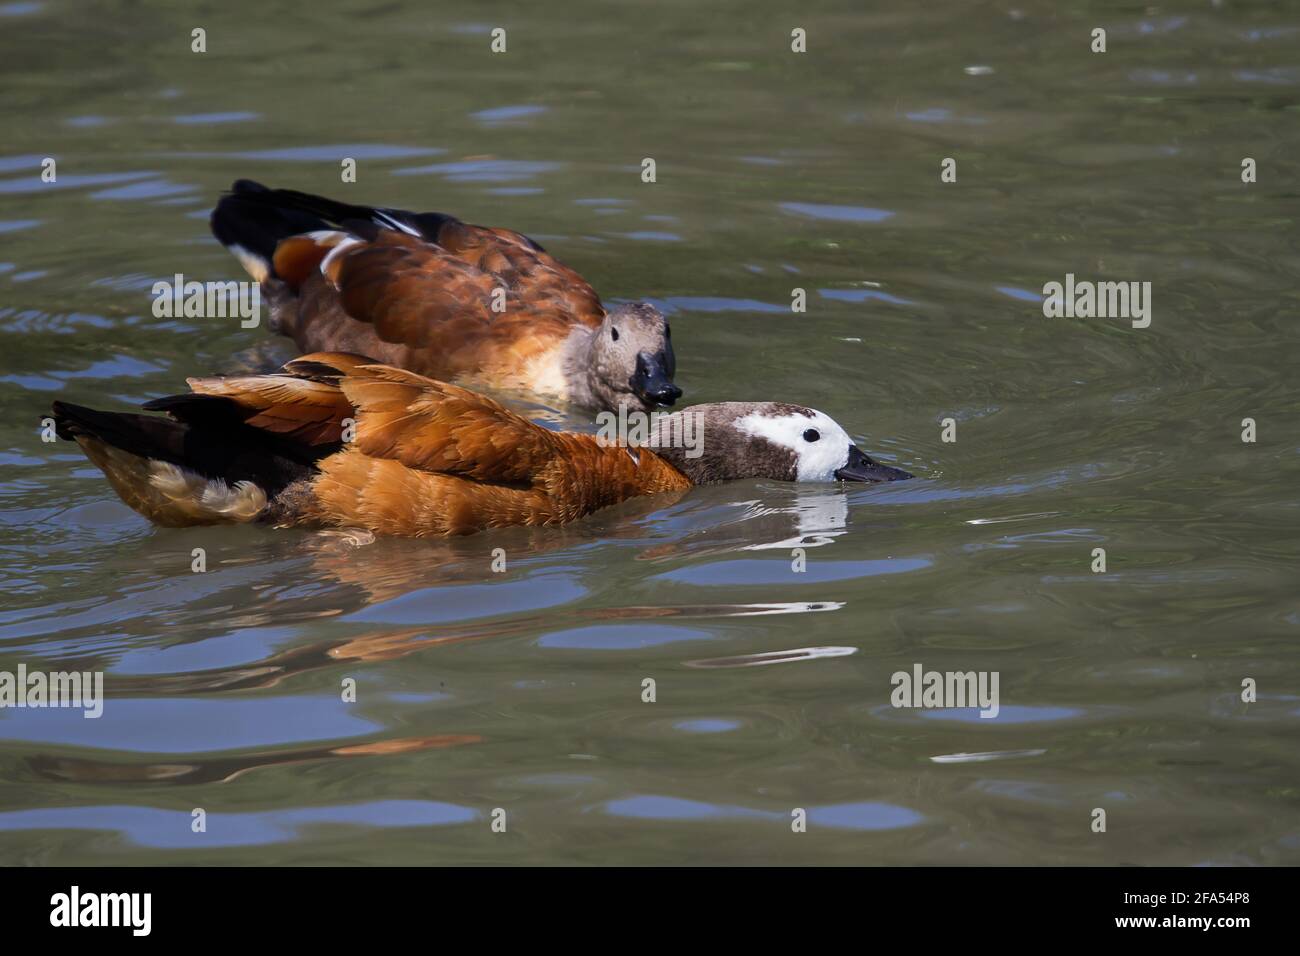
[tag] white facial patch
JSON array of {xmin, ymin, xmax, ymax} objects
[{"xmin": 733, "ymin": 408, "xmax": 854, "ymax": 482}]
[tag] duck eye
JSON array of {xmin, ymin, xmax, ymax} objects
[
  {"xmin": 611, "ymin": 327, "xmax": 620, "ymax": 341},
  {"xmin": 803, "ymin": 429, "xmax": 820, "ymax": 442}
]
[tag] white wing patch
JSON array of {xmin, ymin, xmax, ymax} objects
[
  {"xmin": 372, "ymin": 210, "xmax": 421, "ymax": 237},
  {"xmin": 315, "ymin": 233, "xmax": 365, "ymax": 286},
  {"xmin": 229, "ymin": 244, "xmax": 269, "ymax": 284}
]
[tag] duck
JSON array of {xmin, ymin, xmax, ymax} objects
[
  {"xmin": 50, "ymin": 352, "xmax": 912, "ymax": 538},
  {"xmin": 209, "ymin": 180, "xmax": 681, "ymax": 414}
]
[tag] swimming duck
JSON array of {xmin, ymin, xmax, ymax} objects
[
  {"xmin": 50, "ymin": 353, "xmax": 912, "ymax": 538},
  {"xmin": 210, "ymin": 180, "xmax": 680, "ymax": 413}
]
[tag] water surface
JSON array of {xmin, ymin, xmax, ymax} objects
[{"xmin": 1, "ymin": 0, "xmax": 1297, "ymax": 865}]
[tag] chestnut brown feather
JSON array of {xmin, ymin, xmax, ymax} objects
[
  {"xmin": 57, "ymin": 354, "xmax": 692, "ymax": 537},
  {"xmin": 210, "ymin": 182, "xmax": 678, "ymax": 413},
  {"xmin": 329, "ymin": 230, "xmax": 600, "ymax": 376}
]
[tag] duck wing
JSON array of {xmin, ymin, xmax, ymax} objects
[
  {"xmin": 331, "ymin": 227, "xmax": 603, "ymax": 357},
  {"xmin": 213, "ymin": 182, "xmax": 606, "ymax": 375},
  {"xmin": 336, "ymin": 361, "xmax": 571, "ymax": 486},
  {"xmin": 143, "ymin": 351, "xmax": 368, "ymax": 448}
]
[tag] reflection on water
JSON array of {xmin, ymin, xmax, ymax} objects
[
  {"xmin": 28, "ymin": 734, "xmax": 482, "ymax": 787},
  {"xmin": 0, "ymin": 800, "xmax": 480, "ymax": 849},
  {"xmin": 1, "ymin": 0, "xmax": 1298, "ymax": 864},
  {"xmin": 685, "ymin": 646, "xmax": 857, "ymax": 669}
]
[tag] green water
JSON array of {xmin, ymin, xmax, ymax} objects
[{"xmin": 1, "ymin": 0, "xmax": 1297, "ymax": 864}]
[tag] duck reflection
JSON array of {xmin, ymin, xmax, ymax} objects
[
  {"xmin": 33, "ymin": 486, "xmax": 861, "ymax": 788},
  {"xmin": 26, "ymin": 733, "xmax": 481, "ymax": 786},
  {"xmin": 636, "ymin": 484, "xmax": 856, "ymax": 561}
]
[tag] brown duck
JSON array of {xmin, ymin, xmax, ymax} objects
[
  {"xmin": 210, "ymin": 180, "xmax": 680, "ymax": 413},
  {"xmin": 50, "ymin": 353, "xmax": 912, "ymax": 538}
]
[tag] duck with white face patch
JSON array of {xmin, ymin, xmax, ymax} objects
[
  {"xmin": 49, "ymin": 354, "xmax": 914, "ymax": 539},
  {"xmin": 648, "ymin": 403, "xmax": 914, "ymax": 485}
]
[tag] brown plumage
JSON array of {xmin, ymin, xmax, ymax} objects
[
  {"xmin": 52, "ymin": 354, "xmax": 690, "ymax": 538},
  {"xmin": 51, "ymin": 355, "xmax": 912, "ymax": 539},
  {"xmin": 301, "ymin": 363, "xmax": 691, "ymax": 536},
  {"xmin": 210, "ymin": 181, "xmax": 681, "ymax": 413}
]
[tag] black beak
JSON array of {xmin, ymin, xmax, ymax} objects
[
  {"xmin": 834, "ymin": 445, "xmax": 913, "ymax": 483},
  {"xmin": 631, "ymin": 350, "xmax": 681, "ymax": 407}
]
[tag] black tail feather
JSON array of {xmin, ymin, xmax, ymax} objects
[
  {"xmin": 52, "ymin": 401, "xmax": 190, "ymax": 460},
  {"xmin": 51, "ymin": 399, "xmax": 321, "ymax": 497},
  {"xmin": 209, "ymin": 179, "xmax": 458, "ymax": 278},
  {"xmin": 209, "ymin": 179, "xmax": 335, "ymax": 271}
]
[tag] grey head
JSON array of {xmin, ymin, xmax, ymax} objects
[
  {"xmin": 647, "ymin": 402, "xmax": 914, "ymax": 485},
  {"xmin": 584, "ymin": 302, "xmax": 681, "ymax": 413}
]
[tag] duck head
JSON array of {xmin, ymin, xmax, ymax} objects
[
  {"xmin": 589, "ymin": 303, "xmax": 681, "ymax": 412},
  {"xmin": 647, "ymin": 402, "xmax": 914, "ymax": 485}
]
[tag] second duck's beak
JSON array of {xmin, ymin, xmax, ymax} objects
[
  {"xmin": 835, "ymin": 445, "xmax": 913, "ymax": 483},
  {"xmin": 631, "ymin": 350, "xmax": 682, "ymax": 407}
]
